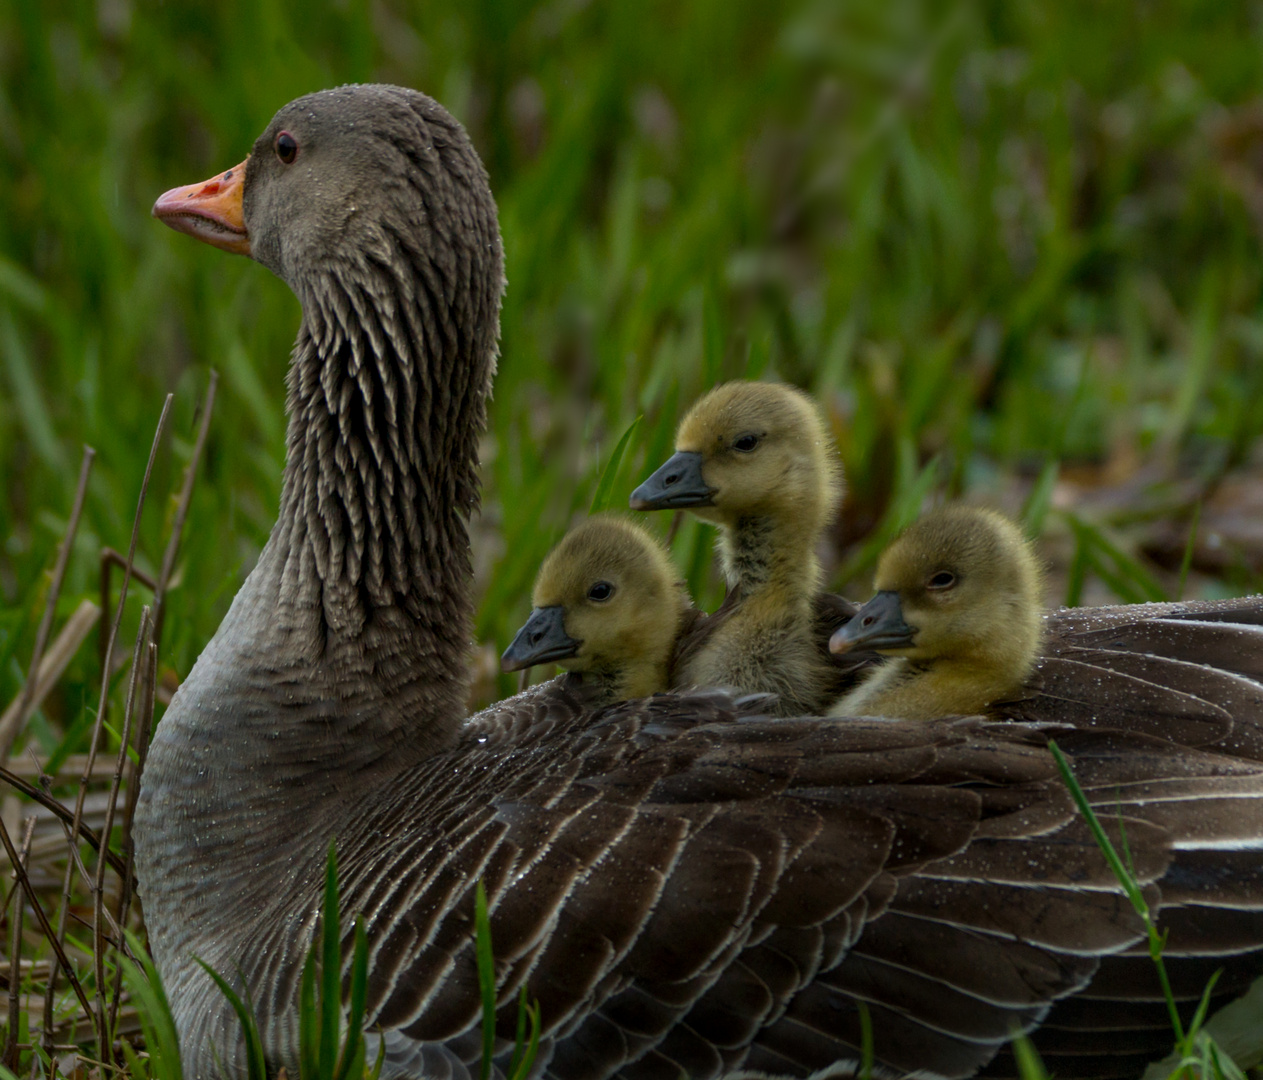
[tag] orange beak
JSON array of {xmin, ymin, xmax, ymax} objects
[{"xmin": 152, "ymin": 159, "xmax": 250, "ymax": 256}]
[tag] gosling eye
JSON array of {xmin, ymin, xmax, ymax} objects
[
  {"xmin": 732, "ymin": 433, "xmax": 761, "ymax": 453},
  {"xmin": 587, "ymin": 581, "xmax": 615, "ymax": 602},
  {"xmin": 275, "ymin": 131, "xmax": 299, "ymax": 165},
  {"xmin": 927, "ymin": 571, "xmax": 956, "ymax": 590}
]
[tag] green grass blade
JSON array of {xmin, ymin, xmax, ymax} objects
[
  {"xmin": 1165, "ymin": 267, "xmax": 1220, "ymax": 449},
  {"xmin": 333, "ymin": 920, "xmax": 369, "ymax": 1080},
  {"xmin": 1060, "ymin": 513, "xmax": 1167, "ymax": 604},
  {"xmin": 857, "ymin": 1000, "xmax": 874, "ymax": 1080},
  {"xmin": 300, "ymin": 951, "xmax": 319, "ymax": 1080},
  {"xmin": 1020, "ymin": 459, "xmax": 1059, "ymax": 539},
  {"xmin": 1065, "ymin": 529, "xmax": 1089, "ymax": 607},
  {"xmin": 703, "ymin": 284, "xmax": 723, "ymax": 388},
  {"xmin": 319, "ymin": 842, "xmax": 341, "ymax": 1075},
  {"xmin": 0, "ymin": 256, "xmax": 49, "ymax": 315},
  {"xmin": 590, "ymin": 416, "xmax": 642, "ymax": 515},
  {"xmin": 193, "ymin": 959, "xmax": 266, "ymax": 1080},
  {"xmin": 507, "ymin": 985, "xmax": 529, "ymax": 1080},
  {"xmin": 1184, "ymin": 968, "xmax": 1222, "ymax": 1047},
  {"xmin": 368, "ymin": 1034, "xmax": 386, "ymax": 1080},
  {"xmin": 1176, "ymin": 502, "xmax": 1202, "ymax": 601},
  {"xmin": 1, "ymin": 308, "xmax": 67, "ymax": 473},
  {"xmin": 1009, "ymin": 1029, "xmax": 1049, "ymax": 1080},
  {"xmin": 1048, "ymin": 741, "xmax": 1149, "ymax": 917},
  {"xmin": 119, "ymin": 1037, "xmax": 152, "ymax": 1080},
  {"xmin": 475, "ymin": 880, "xmax": 497, "ymax": 1080},
  {"xmin": 1050, "ymin": 740, "xmax": 1185, "ymax": 1043},
  {"xmin": 1206, "ymin": 1035, "xmax": 1249, "ymax": 1080},
  {"xmin": 120, "ymin": 933, "xmax": 184, "ymax": 1080},
  {"xmin": 507, "ymin": 1001, "xmax": 541, "ymax": 1080}
]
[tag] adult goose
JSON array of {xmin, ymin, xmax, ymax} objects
[{"xmin": 136, "ymin": 85, "xmax": 1263, "ymax": 1080}]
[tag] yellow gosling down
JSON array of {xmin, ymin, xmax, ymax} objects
[
  {"xmin": 830, "ymin": 505, "xmax": 1043, "ymax": 720},
  {"xmin": 501, "ymin": 515, "xmax": 693, "ymax": 705},
  {"xmin": 631, "ymin": 380, "xmax": 865, "ymax": 714}
]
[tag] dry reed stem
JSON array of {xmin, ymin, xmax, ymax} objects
[
  {"xmin": 43, "ymin": 394, "xmax": 171, "ymax": 1059},
  {"xmin": 6, "ymin": 449, "xmax": 96, "ymax": 769},
  {"xmin": 0, "ymin": 601, "xmax": 102, "ymax": 762},
  {"xmin": 92, "ymin": 609, "xmax": 150, "ymax": 1068},
  {"xmin": 97, "ymin": 553, "xmax": 157, "ymax": 702},
  {"xmin": 108, "ymin": 635, "xmax": 157, "ymax": 1040},
  {"xmin": 0, "ymin": 813, "xmax": 92, "ymax": 1022},
  {"xmin": 4, "ymin": 816, "xmax": 36, "ymax": 1069},
  {"xmin": 0, "ymin": 380, "xmax": 214, "ymax": 1071},
  {"xmin": 151, "ymin": 370, "xmax": 218, "ymax": 655},
  {"xmin": 4, "ymin": 756, "xmax": 114, "ymax": 782},
  {"xmin": 0, "ymin": 770, "xmax": 126, "ymax": 880}
]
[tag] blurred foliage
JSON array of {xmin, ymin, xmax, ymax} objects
[{"xmin": 4, "ymin": 0, "xmax": 1263, "ymax": 718}]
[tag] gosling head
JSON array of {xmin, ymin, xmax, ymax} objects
[
  {"xmin": 831, "ymin": 506, "xmax": 1043, "ymax": 682},
  {"xmin": 630, "ymin": 381, "xmax": 842, "ymax": 535},
  {"xmin": 501, "ymin": 516, "xmax": 688, "ymax": 700}
]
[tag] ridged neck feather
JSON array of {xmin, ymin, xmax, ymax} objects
[
  {"xmin": 176, "ymin": 214, "xmax": 502, "ymax": 788},
  {"xmin": 264, "ymin": 246, "xmax": 493, "ymax": 745}
]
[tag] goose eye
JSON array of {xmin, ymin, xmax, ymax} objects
[
  {"xmin": 588, "ymin": 581, "xmax": 615, "ymax": 602},
  {"xmin": 275, "ymin": 131, "xmax": 299, "ymax": 164},
  {"xmin": 733, "ymin": 433, "xmax": 760, "ymax": 453},
  {"xmin": 927, "ymin": 571, "xmax": 956, "ymax": 590}
]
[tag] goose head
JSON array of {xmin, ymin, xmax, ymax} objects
[
  {"xmin": 832, "ymin": 506, "xmax": 1043, "ymax": 686},
  {"xmin": 501, "ymin": 516, "xmax": 688, "ymax": 700},
  {"xmin": 632, "ymin": 382, "xmax": 840, "ymax": 531},
  {"xmin": 155, "ymin": 84, "xmax": 502, "ymax": 306}
]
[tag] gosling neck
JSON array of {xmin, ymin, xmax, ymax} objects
[
  {"xmin": 597, "ymin": 652, "xmax": 672, "ymax": 704},
  {"xmin": 717, "ymin": 511, "xmax": 823, "ymax": 608}
]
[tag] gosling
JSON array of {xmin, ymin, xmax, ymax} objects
[
  {"xmin": 630, "ymin": 380, "xmax": 864, "ymax": 715},
  {"xmin": 830, "ymin": 505, "xmax": 1043, "ymax": 720},
  {"xmin": 501, "ymin": 515, "xmax": 694, "ymax": 705}
]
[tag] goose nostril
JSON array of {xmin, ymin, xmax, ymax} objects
[{"xmin": 664, "ymin": 472, "xmax": 679, "ymax": 486}]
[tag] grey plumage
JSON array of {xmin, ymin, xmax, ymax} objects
[{"xmin": 136, "ymin": 84, "xmax": 1263, "ymax": 1080}]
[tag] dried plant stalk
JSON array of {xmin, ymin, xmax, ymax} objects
[
  {"xmin": 43, "ymin": 394, "xmax": 171, "ymax": 1059},
  {"xmin": 152, "ymin": 370, "xmax": 218, "ymax": 654},
  {"xmin": 97, "ymin": 552, "xmax": 158, "ymax": 697},
  {"xmin": 0, "ymin": 600, "xmax": 101, "ymax": 761},
  {"xmin": 0, "ymin": 812, "xmax": 92, "ymax": 1021},
  {"xmin": 1, "ymin": 447, "xmax": 95, "ymax": 766},
  {"xmin": 109, "ymin": 635, "xmax": 158, "ymax": 1037},
  {"xmin": 92, "ymin": 607, "xmax": 150, "ymax": 1068},
  {"xmin": 0, "ymin": 770, "xmax": 126, "ymax": 879},
  {"xmin": 3, "ymin": 816, "xmax": 35, "ymax": 1069}
]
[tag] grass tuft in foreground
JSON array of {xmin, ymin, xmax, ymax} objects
[{"xmin": 1048, "ymin": 740, "xmax": 1250, "ymax": 1080}]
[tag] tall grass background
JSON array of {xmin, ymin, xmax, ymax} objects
[
  {"xmin": 6, "ymin": 0, "xmax": 1263, "ymax": 710},
  {"xmin": 4, "ymin": 0, "xmax": 1263, "ymax": 1064}
]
